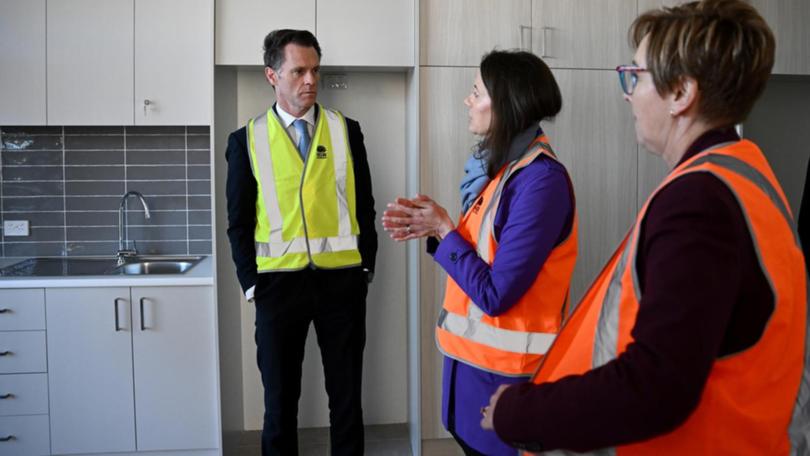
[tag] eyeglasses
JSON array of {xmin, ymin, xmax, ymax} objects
[{"xmin": 616, "ymin": 65, "xmax": 649, "ymax": 96}]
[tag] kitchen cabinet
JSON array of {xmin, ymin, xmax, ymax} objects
[
  {"xmin": 135, "ymin": 0, "xmax": 213, "ymax": 125},
  {"xmin": 545, "ymin": 69, "xmax": 637, "ymax": 302},
  {"xmin": 318, "ymin": 0, "xmax": 414, "ymax": 67},
  {"xmin": 750, "ymin": 0, "xmax": 810, "ymax": 75},
  {"xmin": 420, "ymin": 0, "xmax": 633, "ymax": 69},
  {"xmin": 0, "ymin": 0, "xmax": 46, "ymax": 126},
  {"xmin": 215, "ymin": 0, "xmax": 413, "ymax": 66},
  {"xmin": 47, "ymin": 0, "xmax": 134, "ymax": 125},
  {"xmin": 0, "ymin": 415, "xmax": 50, "ymax": 456},
  {"xmin": 47, "ymin": 285, "xmax": 218, "ymax": 454},
  {"xmin": 215, "ymin": 0, "xmax": 315, "ymax": 66},
  {"xmin": 46, "ymin": 0, "xmax": 212, "ymax": 126},
  {"xmin": 46, "ymin": 287, "xmax": 136, "ymax": 454},
  {"xmin": 639, "ymin": 0, "xmax": 809, "ymax": 75},
  {"xmin": 532, "ymin": 0, "xmax": 636, "ymax": 69},
  {"xmin": 420, "ymin": 0, "xmax": 530, "ymax": 67},
  {"xmin": 0, "ymin": 289, "xmax": 50, "ymax": 455},
  {"xmin": 130, "ymin": 286, "xmax": 218, "ymax": 451},
  {"xmin": 419, "ymin": 66, "xmax": 477, "ymax": 438}
]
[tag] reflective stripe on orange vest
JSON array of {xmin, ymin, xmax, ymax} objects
[
  {"xmin": 436, "ymin": 136, "xmax": 578, "ymax": 377},
  {"xmin": 530, "ymin": 140, "xmax": 808, "ymax": 455}
]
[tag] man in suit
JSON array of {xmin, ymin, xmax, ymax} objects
[{"xmin": 225, "ymin": 29, "xmax": 377, "ymax": 456}]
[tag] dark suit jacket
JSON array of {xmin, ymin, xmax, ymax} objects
[{"xmin": 225, "ymin": 107, "xmax": 378, "ymax": 293}]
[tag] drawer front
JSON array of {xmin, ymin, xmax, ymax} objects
[
  {"xmin": 0, "ymin": 374, "xmax": 48, "ymax": 416},
  {"xmin": 0, "ymin": 289, "xmax": 45, "ymax": 331},
  {"xmin": 0, "ymin": 414, "xmax": 50, "ymax": 455},
  {"xmin": 0, "ymin": 332, "xmax": 46, "ymax": 374}
]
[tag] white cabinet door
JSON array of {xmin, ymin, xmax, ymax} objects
[
  {"xmin": 0, "ymin": 415, "xmax": 50, "ymax": 456},
  {"xmin": 215, "ymin": 0, "xmax": 316, "ymax": 65},
  {"xmin": 135, "ymin": 0, "xmax": 213, "ymax": 125},
  {"xmin": 46, "ymin": 287, "xmax": 136, "ymax": 455},
  {"xmin": 0, "ymin": 289, "xmax": 45, "ymax": 331},
  {"xmin": 0, "ymin": 332, "xmax": 46, "ymax": 374},
  {"xmin": 532, "ymin": 0, "xmax": 636, "ymax": 69},
  {"xmin": 0, "ymin": 0, "xmax": 46, "ymax": 125},
  {"xmin": 47, "ymin": 0, "xmax": 134, "ymax": 125},
  {"xmin": 421, "ymin": 0, "xmax": 531, "ymax": 66},
  {"xmin": 131, "ymin": 286, "xmax": 218, "ymax": 451},
  {"xmin": 318, "ymin": 0, "xmax": 414, "ymax": 67}
]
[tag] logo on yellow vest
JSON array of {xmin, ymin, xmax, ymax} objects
[{"xmin": 316, "ymin": 145, "xmax": 328, "ymax": 159}]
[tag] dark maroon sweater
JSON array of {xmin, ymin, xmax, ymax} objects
[{"xmin": 492, "ymin": 129, "xmax": 775, "ymax": 453}]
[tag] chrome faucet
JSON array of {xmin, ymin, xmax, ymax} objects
[{"xmin": 117, "ymin": 191, "xmax": 151, "ymax": 263}]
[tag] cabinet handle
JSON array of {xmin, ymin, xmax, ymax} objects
[
  {"xmin": 0, "ymin": 393, "xmax": 13, "ymax": 399},
  {"xmin": 0, "ymin": 308, "xmax": 10, "ymax": 314},
  {"xmin": 519, "ymin": 25, "xmax": 532, "ymax": 51},
  {"xmin": 0, "ymin": 351, "xmax": 11, "ymax": 357},
  {"xmin": 0, "ymin": 435, "xmax": 15, "ymax": 442},
  {"xmin": 114, "ymin": 298, "xmax": 124, "ymax": 331},
  {"xmin": 143, "ymin": 99, "xmax": 152, "ymax": 115},
  {"xmin": 541, "ymin": 26, "xmax": 551, "ymax": 58},
  {"xmin": 140, "ymin": 297, "xmax": 147, "ymax": 331}
]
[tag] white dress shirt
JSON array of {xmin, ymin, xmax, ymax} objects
[{"xmin": 275, "ymin": 103, "xmax": 316, "ymax": 147}]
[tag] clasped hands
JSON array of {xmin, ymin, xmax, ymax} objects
[{"xmin": 382, "ymin": 194, "xmax": 455, "ymax": 241}]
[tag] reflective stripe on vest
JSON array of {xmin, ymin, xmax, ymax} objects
[
  {"xmin": 530, "ymin": 140, "xmax": 808, "ymax": 455},
  {"xmin": 437, "ymin": 136, "xmax": 578, "ymax": 377},
  {"xmin": 247, "ymin": 105, "xmax": 361, "ymax": 271}
]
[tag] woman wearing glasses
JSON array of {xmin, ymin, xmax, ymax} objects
[
  {"xmin": 382, "ymin": 50, "xmax": 577, "ymax": 455},
  {"xmin": 482, "ymin": 0, "xmax": 808, "ymax": 453}
]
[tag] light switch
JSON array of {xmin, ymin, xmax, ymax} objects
[{"xmin": 3, "ymin": 220, "xmax": 30, "ymax": 237}]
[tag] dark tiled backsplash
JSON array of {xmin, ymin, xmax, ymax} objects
[{"xmin": 0, "ymin": 126, "xmax": 212, "ymax": 257}]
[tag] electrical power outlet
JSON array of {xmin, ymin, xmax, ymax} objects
[
  {"xmin": 323, "ymin": 74, "xmax": 348, "ymax": 90},
  {"xmin": 3, "ymin": 220, "xmax": 30, "ymax": 237}
]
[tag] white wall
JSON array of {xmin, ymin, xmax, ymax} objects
[
  {"xmin": 213, "ymin": 66, "xmax": 245, "ymax": 454},
  {"xmin": 232, "ymin": 68, "xmax": 409, "ymax": 429}
]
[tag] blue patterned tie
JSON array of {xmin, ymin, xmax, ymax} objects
[{"xmin": 293, "ymin": 119, "xmax": 311, "ymax": 161}]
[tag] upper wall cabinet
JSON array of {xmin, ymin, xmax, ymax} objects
[
  {"xmin": 215, "ymin": 0, "xmax": 315, "ymax": 66},
  {"xmin": 0, "ymin": 0, "xmax": 46, "ymax": 125},
  {"xmin": 750, "ymin": 0, "xmax": 810, "ymax": 75},
  {"xmin": 318, "ymin": 0, "xmax": 414, "ymax": 67},
  {"xmin": 215, "ymin": 0, "xmax": 413, "ymax": 67},
  {"xmin": 135, "ymin": 0, "xmax": 213, "ymax": 125},
  {"xmin": 640, "ymin": 0, "xmax": 809, "ymax": 75},
  {"xmin": 421, "ymin": 0, "xmax": 530, "ymax": 67},
  {"xmin": 532, "ymin": 0, "xmax": 636, "ymax": 69},
  {"xmin": 45, "ymin": 0, "xmax": 213, "ymax": 126},
  {"xmin": 47, "ymin": 0, "xmax": 135, "ymax": 125}
]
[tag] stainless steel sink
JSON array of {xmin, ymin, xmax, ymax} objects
[
  {"xmin": 0, "ymin": 256, "xmax": 203, "ymax": 277},
  {"xmin": 112, "ymin": 257, "xmax": 201, "ymax": 275}
]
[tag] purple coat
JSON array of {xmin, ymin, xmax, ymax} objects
[{"xmin": 431, "ymin": 132, "xmax": 574, "ymax": 455}]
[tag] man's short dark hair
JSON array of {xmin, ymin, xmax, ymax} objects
[{"xmin": 263, "ymin": 29, "xmax": 322, "ymax": 70}]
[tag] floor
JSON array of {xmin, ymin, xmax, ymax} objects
[{"xmin": 237, "ymin": 423, "xmax": 434, "ymax": 456}]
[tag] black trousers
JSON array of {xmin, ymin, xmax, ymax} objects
[{"xmin": 253, "ymin": 267, "xmax": 368, "ymax": 456}]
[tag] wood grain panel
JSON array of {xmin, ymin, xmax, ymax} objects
[{"xmin": 419, "ymin": 67, "xmax": 477, "ymax": 439}]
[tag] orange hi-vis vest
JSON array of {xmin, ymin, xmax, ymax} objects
[
  {"xmin": 530, "ymin": 140, "xmax": 810, "ymax": 455},
  {"xmin": 436, "ymin": 136, "xmax": 579, "ymax": 377}
]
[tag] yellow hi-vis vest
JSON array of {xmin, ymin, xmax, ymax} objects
[{"xmin": 247, "ymin": 104, "xmax": 361, "ymax": 272}]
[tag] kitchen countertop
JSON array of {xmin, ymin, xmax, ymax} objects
[{"xmin": 0, "ymin": 255, "xmax": 214, "ymax": 288}]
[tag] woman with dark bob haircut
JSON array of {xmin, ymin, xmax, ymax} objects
[
  {"xmin": 481, "ymin": 0, "xmax": 809, "ymax": 454},
  {"xmin": 383, "ymin": 50, "xmax": 577, "ymax": 455}
]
